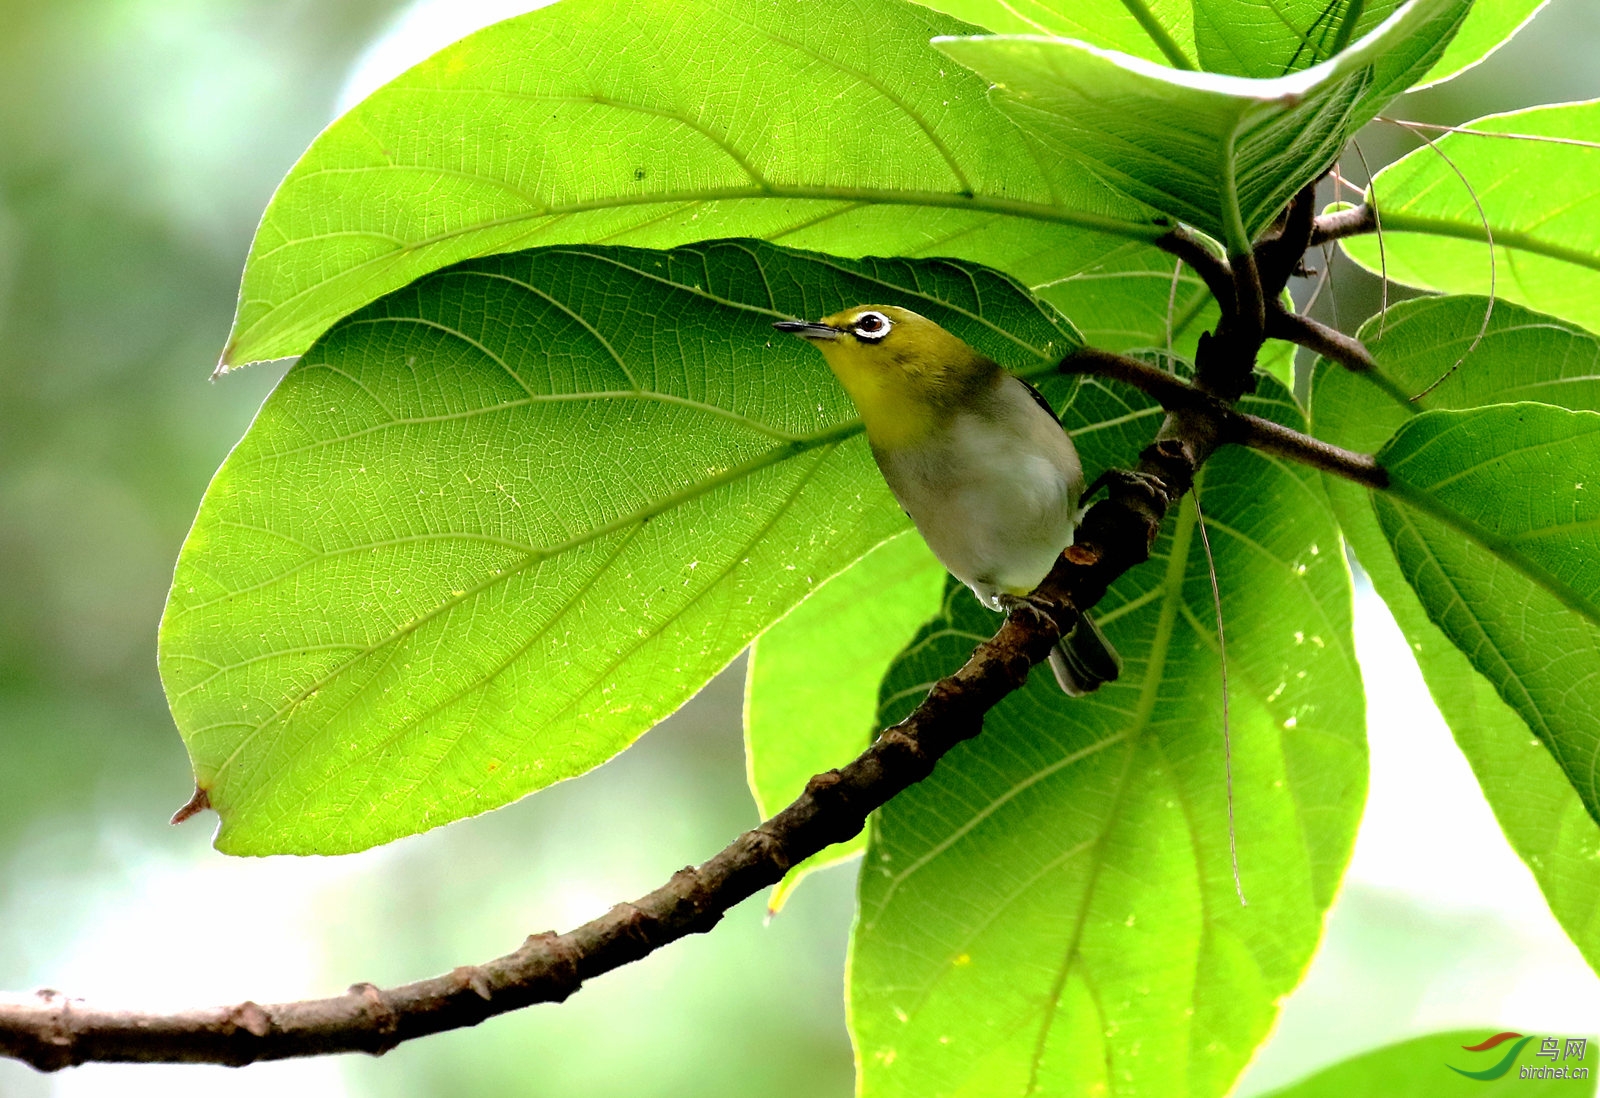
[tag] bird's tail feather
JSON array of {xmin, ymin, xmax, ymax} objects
[{"xmin": 1048, "ymin": 613, "xmax": 1121, "ymax": 697}]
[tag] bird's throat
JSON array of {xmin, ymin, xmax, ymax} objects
[{"xmin": 833, "ymin": 368, "xmax": 937, "ymax": 450}]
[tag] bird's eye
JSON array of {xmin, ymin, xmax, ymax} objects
[{"xmin": 852, "ymin": 311, "xmax": 891, "ymax": 341}]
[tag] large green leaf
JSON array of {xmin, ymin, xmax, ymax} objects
[
  {"xmin": 1343, "ymin": 100, "xmax": 1600, "ymax": 336},
  {"xmin": 221, "ymin": 0, "xmax": 1167, "ymax": 370},
  {"xmin": 1256, "ymin": 1029, "xmax": 1597, "ymax": 1096},
  {"xmin": 743, "ymin": 531, "xmax": 944, "ymax": 910},
  {"xmin": 1193, "ymin": 0, "xmax": 1401, "ymax": 78},
  {"xmin": 1192, "ymin": 0, "xmax": 1538, "ymax": 82},
  {"xmin": 1311, "ymin": 295, "xmax": 1600, "ymax": 970},
  {"xmin": 933, "ymin": 0, "xmax": 1469, "ymax": 250},
  {"xmin": 917, "ymin": 0, "xmax": 1528, "ymax": 82},
  {"xmin": 851, "ymin": 369, "xmax": 1365, "ymax": 1097},
  {"xmin": 1378, "ymin": 403, "xmax": 1600, "ymax": 814},
  {"xmin": 159, "ymin": 240, "xmax": 1082, "ymax": 855},
  {"xmin": 1039, "ymin": 240, "xmax": 1213, "ymax": 354},
  {"xmin": 1415, "ymin": 0, "xmax": 1549, "ymax": 88}
]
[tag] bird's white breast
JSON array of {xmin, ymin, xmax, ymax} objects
[{"xmin": 873, "ymin": 375, "xmax": 1083, "ymax": 609}]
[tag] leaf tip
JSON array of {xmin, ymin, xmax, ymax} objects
[{"xmin": 213, "ymin": 337, "xmax": 241, "ymax": 380}]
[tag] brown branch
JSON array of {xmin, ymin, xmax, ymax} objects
[
  {"xmin": 1310, "ymin": 203, "xmax": 1376, "ymax": 246},
  {"xmin": 1061, "ymin": 346, "xmax": 1388, "ymax": 490},
  {"xmin": 1265, "ymin": 308, "xmax": 1377, "ymax": 373},
  {"xmin": 1228, "ymin": 250, "xmax": 1266, "ymax": 354},
  {"xmin": 1257, "ymin": 183, "xmax": 1317, "ymax": 297},
  {"xmin": 1233, "ymin": 411, "xmax": 1388, "ymax": 489},
  {"xmin": 1153, "ymin": 225, "xmax": 1234, "ymax": 313},
  {"xmin": 1061, "ymin": 346, "xmax": 1208, "ymax": 410}
]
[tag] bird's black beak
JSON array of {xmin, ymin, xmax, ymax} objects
[{"xmin": 773, "ymin": 319, "xmax": 841, "ymax": 341}]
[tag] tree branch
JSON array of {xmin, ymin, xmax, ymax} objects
[
  {"xmin": 1265, "ymin": 309, "xmax": 1377, "ymax": 373},
  {"xmin": 1233, "ymin": 411, "xmax": 1388, "ymax": 489},
  {"xmin": 1257, "ymin": 183, "xmax": 1317, "ymax": 298},
  {"xmin": 1228, "ymin": 249, "xmax": 1267, "ymax": 357},
  {"xmin": 1153, "ymin": 225, "xmax": 1234, "ymax": 313},
  {"xmin": 1309, "ymin": 203, "xmax": 1376, "ymax": 245},
  {"xmin": 1060, "ymin": 346, "xmax": 1387, "ymax": 490}
]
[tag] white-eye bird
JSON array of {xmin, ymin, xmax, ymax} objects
[{"xmin": 775, "ymin": 305, "xmax": 1120, "ymax": 696}]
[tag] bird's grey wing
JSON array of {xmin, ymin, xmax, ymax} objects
[{"xmin": 1014, "ymin": 375, "xmax": 1061, "ymax": 425}]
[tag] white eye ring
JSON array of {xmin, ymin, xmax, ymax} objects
[{"xmin": 852, "ymin": 311, "xmax": 892, "ymax": 342}]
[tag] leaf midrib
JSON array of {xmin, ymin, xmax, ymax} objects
[
  {"xmin": 1378, "ymin": 210, "xmax": 1600, "ymax": 274},
  {"xmin": 1118, "ymin": 0, "xmax": 1196, "ymax": 69},
  {"xmin": 1026, "ymin": 496, "xmax": 1201, "ymax": 1095}
]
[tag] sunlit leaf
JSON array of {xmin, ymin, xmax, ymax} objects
[
  {"xmin": 933, "ymin": 0, "xmax": 1469, "ymax": 249},
  {"xmin": 1312, "ymin": 295, "xmax": 1600, "ymax": 969},
  {"xmin": 1344, "ymin": 100, "xmax": 1600, "ymax": 335},
  {"xmin": 1377, "ymin": 402, "xmax": 1600, "ymax": 816},
  {"xmin": 1193, "ymin": 0, "xmax": 1401, "ymax": 78},
  {"xmin": 744, "ymin": 531, "xmax": 944, "ymax": 910},
  {"xmin": 159, "ymin": 240, "xmax": 1082, "ymax": 854},
  {"xmin": 913, "ymin": 0, "xmax": 1508, "ymax": 82},
  {"xmin": 221, "ymin": 0, "xmax": 1164, "ymax": 369},
  {"xmin": 851, "ymin": 369, "xmax": 1365, "ymax": 1097},
  {"xmin": 1414, "ymin": 0, "xmax": 1549, "ymax": 88}
]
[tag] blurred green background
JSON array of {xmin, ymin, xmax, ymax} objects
[{"xmin": 0, "ymin": 1, "xmax": 1597, "ymax": 1095}]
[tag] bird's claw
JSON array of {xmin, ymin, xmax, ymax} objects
[
  {"xmin": 998, "ymin": 592, "xmax": 1062, "ymax": 633},
  {"xmin": 1084, "ymin": 467, "xmax": 1169, "ymax": 507}
]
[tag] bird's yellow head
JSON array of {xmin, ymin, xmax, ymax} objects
[{"xmin": 774, "ymin": 305, "xmax": 999, "ymax": 449}]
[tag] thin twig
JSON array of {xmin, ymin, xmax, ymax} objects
[
  {"xmin": 1231, "ymin": 410, "xmax": 1388, "ymax": 489},
  {"xmin": 1323, "ymin": 243, "xmax": 1343, "ymax": 331},
  {"xmin": 1328, "ymin": 169, "xmax": 1365, "ymax": 201},
  {"xmin": 1301, "ymin": 244, "xmax": 1334, "ymax": 315},
  {"xmin": 1165, "ymin": 258, "xmax": 1183, "ymax": 359}
]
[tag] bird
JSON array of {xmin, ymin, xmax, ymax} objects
[{"xmin": 774, "ymin": 304, "xmax": 1120, "ymax": 696}]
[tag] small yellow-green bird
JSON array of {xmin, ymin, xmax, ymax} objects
[{"xmin": 775, "ymin": 305, "xmax": 1119, "ymax": 695}]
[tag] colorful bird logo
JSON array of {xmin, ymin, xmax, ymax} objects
[{"xmin": 1448, "ymin": 1032, "xmax": 1532, "ymax": 1080}]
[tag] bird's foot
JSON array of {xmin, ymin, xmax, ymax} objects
[
  {"xmin": 998, "ymin": 592, "xmax": 1064, "ymax": 635},
  {"xmin": 1083, "ymin": 467, "xmax": 1169, "ymax": 507}
]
